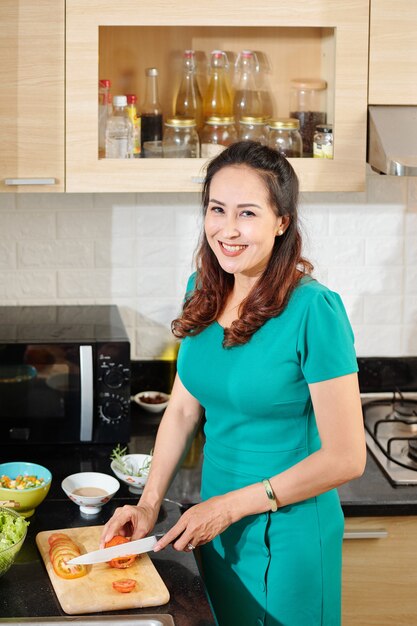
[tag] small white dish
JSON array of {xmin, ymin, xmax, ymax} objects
[
  {"xmin": 110, "ymin": 453, "xmax": 152, "ymax": 494},
  {"xmin": 131, "ymin": 390, "xmax": 170, "ymax": 413},
  {"xmin": 61, "ymin": 472, "xmax": 119, "ymax": 515}
]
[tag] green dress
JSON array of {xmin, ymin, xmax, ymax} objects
[{"xmin": 177, "ymin": 275, "xmax": 358, "ymax": 626}]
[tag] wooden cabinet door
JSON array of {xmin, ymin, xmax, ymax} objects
[
  {"xmin": 66, "ymin": 0, "xmax": 369, "ymax": 193},
  {"xmin": 343, "ymin": 516, "xmax": 417, "ymax": 625},
  {"xmin": 369, "ymin": 0, "xmax": 417, "ymax": 104},
  {"xmin": 0, "ymin": 0, "xmax": 64, "ymax": 192}
]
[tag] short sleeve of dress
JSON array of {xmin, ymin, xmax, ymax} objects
[{"xmin": 297, "ymin": 289, "xmax": 358, "ymax": 384}]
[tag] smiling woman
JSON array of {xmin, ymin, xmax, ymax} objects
[{"xmin": 100, "ymin": 141, "xmax": 366, "ymax": 626}]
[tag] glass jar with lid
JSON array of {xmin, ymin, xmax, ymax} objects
[
  {"xmin": 200, "ymin": 116, "xmax": 238, "ymax": 158},
  {"xmin": 289, "ymin": 79, "xmax": 327, "ymax": 157},
  {"xmin": 162, "ymin": 117, "xmax": 200, "ymax": 158},
  {"xmin": 313, "ymin": 124, "xmax": 333, "ymax": 159},
  {"xmin": 238, "ymin": 116, "xmax": 269, "ymax": 145},
  {"xmin": 268, "ymin": 118, "xmax": 302, "ymax": 158}
]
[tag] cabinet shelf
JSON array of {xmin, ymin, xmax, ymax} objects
[{"xmin": 66, "ymin": 0, "xmax": 369, "ymax": 193}]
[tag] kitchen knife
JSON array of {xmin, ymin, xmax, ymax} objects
[{"xmin": 66, "ymin": 535, "xmax": 161, "ymax": 565}]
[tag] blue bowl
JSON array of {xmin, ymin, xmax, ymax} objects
[{"xmin": 0, "ymin": 462, "xmax": 52, "ymax": 518}]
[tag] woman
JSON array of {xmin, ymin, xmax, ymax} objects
[{"xmin": 101, "ymin": 141, "xmax": 366, "ymax": 626}]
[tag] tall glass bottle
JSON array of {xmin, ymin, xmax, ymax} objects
[
  {"xmin": 105, "ymin": 95, "xmax": 133, "ymax": 159},
  {"xmin": 174, "ymin": 50, "xmax": 203, "ymax": 131},
  {"xmin": 203, "ymin": 50, "xmax": 233, "ymax": 120},
  {"xmin": 140, "ymin": 67, "xmax": 163, "ymax": 151},
  {"xmin": 233, "ymin": 50, "xmax": 263, "ymax": 122}
]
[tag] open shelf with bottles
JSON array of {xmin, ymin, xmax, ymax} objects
[{"xmin": 66, "ymin": 0, "xmax": 369, "ymax": 193}]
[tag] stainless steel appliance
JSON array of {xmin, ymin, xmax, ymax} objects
[
  {"xmin": 359, "ymin": 357, "xmax": 417, "ymax": 485},
  {"xmin": 363, "ymin": 393, "xmax": 417, "ymax": 485},
  {"xmin": 0, "ymin": 305, "xmax": 131, "ymax": 445}
]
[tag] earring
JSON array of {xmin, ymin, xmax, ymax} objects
[{"xmin": 277, "ymin": 229, "xmax": 283, "ymax": 236}]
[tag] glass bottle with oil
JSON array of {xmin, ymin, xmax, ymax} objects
[
  {"xmin": 203, "ymin": 50, "xmax": 233, "ymax": 120},
  {"xmin": 174, "ymin": 50, "xmax": 203, "ymax": 131}
]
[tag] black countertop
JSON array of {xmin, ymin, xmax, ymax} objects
[{"xmin": 0, "ymin": 497, "xmax": 214, "ymax": 625}]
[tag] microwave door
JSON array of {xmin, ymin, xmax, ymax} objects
[{"xmin": 79, "ymin": 345, "xmax": 93, "ymax": 441}]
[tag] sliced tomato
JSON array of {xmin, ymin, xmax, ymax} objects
[
  {"xmin": 49, "ymin": 546, "xmax": 80, "ymax": 560},
  {"xmin": 108, "ymin": 555, "xmax": 136, "ymax": 569},
  {"xmin": 49, "ymin": 537, "xmax": 77, "ymax": 547},
  {"xmin": 52, "ymin": 553, "xmax": 87, "ymax": 579},
  {"xmin": 49, "ymin": 546, "xmax": 81, "ymax": 563},
  {"xmin": 112, "ymin": 578, "xmax": 137, "ymax": 593},
  {"xmin": 105, "ymin": 535, "xmax": 137, "ymax": 569},
  {"xmin": 49, "ymin": 538, "xmax": 80, "ymax": 556},
  {"xmin": 48, "ymin": 532, "xmax": 73, "ymax": 546}
]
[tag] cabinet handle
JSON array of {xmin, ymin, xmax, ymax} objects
[
  {"xmin": 343, "ymin": 529, "xmax": 388, "ymax": 540},
  {"xmin": 4, "ymin": 178, "xmax": 57, "ymax": 186},
  {"xmin": 191, "ymin": 176, "xmax": 204, "ymax": 184}
]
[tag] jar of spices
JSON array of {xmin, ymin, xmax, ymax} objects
[
  {"xmin": 268, "ymin": 118, "xmax": 303, "ymax": 158},
  {"xmin": 162, "ymin": 117, "xmax": 200, "ymax": 158},
  {"xmin": 238, "ymin": 116, "xmax": 269, "ymax": 145},
  {"xmin": 290, "ymin": 79, "xmax": 327, "ymax": 157},
  {"xmin": 313, "ymin": 124, "xmax": 333, "ymax": 159},
  {"xmin": 200, "ymin": 116, "xmax": 238, "ymax": 158}
]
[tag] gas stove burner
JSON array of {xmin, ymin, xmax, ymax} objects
[
  {"xmin": 362, "ymin": 392, "xmax": 417, "ymax": 485},
  {"xmin": 389, "ymin": 399, "xmax": 417, "ymax": 421},
  {"xmin": 364, "ymin": 393, "xmax": 417, "ymax": 422},
  {"xmin": 408, "ymin": 438, "xmax": 417, "ymax": 462}
]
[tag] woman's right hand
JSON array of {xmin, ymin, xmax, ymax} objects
[{"xmin": 99, "ymin": 502, "xmax": 158, "ymax": 548}]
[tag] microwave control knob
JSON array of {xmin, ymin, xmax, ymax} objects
[
  {"xmin": 101, "ymin": 396, "xmax": 126, "ymax": 422},
  {"xmin": 102, "ymin": 365, "xmax": 127, "ymax": 389}
]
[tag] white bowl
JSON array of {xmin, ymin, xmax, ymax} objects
[
  {"xmin": 110, "ymin": 453, "xmax": 152, "ymax": 494},
  {"xmin": 61, "ymin": 472, "xmax": 119, "ymax": 515},
  {"xmin": 131, "ymin": 390, "xmax": 170, "ymax": 413}
]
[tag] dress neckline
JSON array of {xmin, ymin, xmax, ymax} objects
[{"xmin": 214, "ymin": 274, "xmax": 313, "ymax": 330}]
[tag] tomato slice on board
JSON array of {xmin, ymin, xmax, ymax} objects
[
  {"xmin": 112, "ymin": 579, "xmax": 137, "ymax": 593},
  {"xmin": 108, "ymin": 555, "xmax": 136, "ymax": 569},
  {"xmin": 49, "ymin": 539, "xmax": 75, "ymax": 552},
  {"xmin": 48, "ymin": 537, "xmax": 77, "ymax": 547},
  {"xmin": 48, "ymin": 532, "xmax": 73, "ymax": 546},
  {"xmin": 49, "ymin": 546, "xmax": 80, "ymax": 563},
  {"xmin": 52, "ymin": 554, "xmax": 87, "ymax": 579},
  {"xmin": 105, "ymin": 535, "xmax": 136, "ymax": 569}
]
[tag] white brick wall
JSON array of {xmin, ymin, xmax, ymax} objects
[{"xmin": 0, "ymin": 166, "xmax": 416, "ymax": 359}]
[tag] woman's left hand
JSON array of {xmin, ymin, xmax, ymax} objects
[{"xmin": 154, "ymin": 495, "xmax": 233, "ymax": 552}]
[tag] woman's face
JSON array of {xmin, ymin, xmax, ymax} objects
[{"xmin": 204, "ymin": 165, "xmax": 287, "ymax": 279}]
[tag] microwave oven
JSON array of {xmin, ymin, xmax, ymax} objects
[{"xmin": 0, "ymin": 305, "xmax": 131, "ymax": 444}]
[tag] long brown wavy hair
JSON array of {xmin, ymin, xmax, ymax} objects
[{"xmin": 172, "ymin": 141, "xmax": 313, "ymax": 347}]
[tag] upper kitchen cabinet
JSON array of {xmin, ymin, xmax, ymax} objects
[
  {"xmin": 0, "ymin": 0, "xmax": 65, "ymax": 193},
  {"xmin": 369, "ymin": 0, "xmax": 417, "ymax": 105},
  {"xmin": 66, "ymin": 0, "xmax": 369, "ymax": 193}
]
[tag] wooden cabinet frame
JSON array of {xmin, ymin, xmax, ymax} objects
[
  {"xmin": 66, "ymin": 0, "xmax": 369, "ymax": 192},
  {"xmin": 0, "ymin": 0, "xmax": 64, "ymax": 193},
  {"xmin": 369, "ymin": 0, "xmax": 417, "ymax": 105}
]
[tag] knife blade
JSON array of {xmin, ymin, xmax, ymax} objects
[{"xmin": 66, "ymin": 535, "xmax": 160, "ymax": 565}]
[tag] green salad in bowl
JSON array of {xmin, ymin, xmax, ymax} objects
[{"xmin": 0, "ymin": 507, "xmax": 29, "ymax": 577}]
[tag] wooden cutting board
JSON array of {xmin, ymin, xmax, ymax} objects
[{"xmin": 36, "ymin": 526, "xmax": 170, "ymax": 615}]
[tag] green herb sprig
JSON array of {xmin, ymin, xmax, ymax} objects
[{"xmin": 110, "ymin": 444, "xmax": 152, "ymax": 477}]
